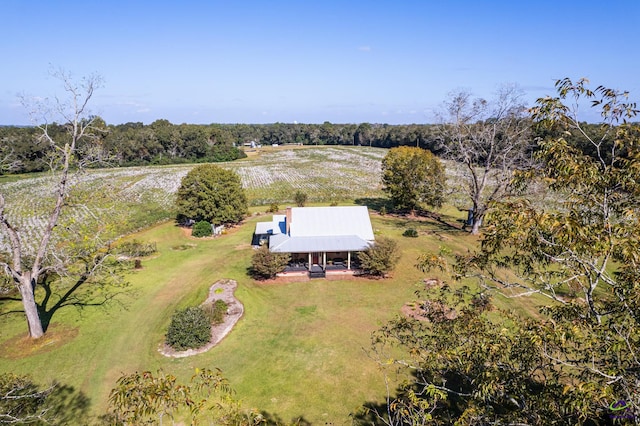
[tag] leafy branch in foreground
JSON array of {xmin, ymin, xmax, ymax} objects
[
  {"xmin": 107, "ymin": 368, "xmax": 265, "ymax": 425},
  {"xmin": 370, "ymin": 79, "xmax": 640, "ymax": 424},
  {"xmin": 365, "ymin": 286, "xmax": 600, "ymax": 425}
]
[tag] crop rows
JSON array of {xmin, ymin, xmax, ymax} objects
[{"xmin": 0, "ymin": 146, "xmax": 386, "ymax": 254}]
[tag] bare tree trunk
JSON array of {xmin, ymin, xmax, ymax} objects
[
  {"xmin": 0, "ymin": 70, "xmax": 103, "ymax": 339},
  {"xmin": 17, "ymin": 272, "xmax": 44, "ymax": 338},
  {"xmin": 470, "ymin": 218, "xmax": 482, "ymax": 235}
]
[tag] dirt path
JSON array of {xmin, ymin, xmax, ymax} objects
[{"xmin": 158, "ymin": 279, "xmax": 243, "ymax": 358}]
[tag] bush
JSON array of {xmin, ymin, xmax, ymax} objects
[
  {"xmin": 403, "ymin": 228, "xmax": 419, "ymax": 238},
  {"xmin": 192, "ymin": 220, "xmax": 212, "ymax": 238},
  {"xmin": 267, "ymin": 203, "xmax": 279, "ymax": 213},
  {"xmin": 166, "ymin": 307, "xmax": 211, "ymax": 351},
  {"xmin": 251, "ymin": 245, "xmax": 291, "ymax": 279},
  {"xmin": 357, "ymin": 236, "xmax": 400, "ymax": 277},
  {"xmin": 294, "ymin": 191, "xmax": 308, "ymax": 207},
  {"xmin": 203, "ymin": 299, "xmax": 228, "ymax": 325}
]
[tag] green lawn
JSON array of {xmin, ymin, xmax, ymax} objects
[
  {"xmin": 0, "ymin": 147, "xmax": 551, "ymax": 423},
  {"xmin": 1, "ymin": 205, "xmax": 508, "ymax": 423}
]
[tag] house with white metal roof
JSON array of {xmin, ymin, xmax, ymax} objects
[{"xmin": 254, "ymin": 206, "xmax": 375, "ymax": 277}]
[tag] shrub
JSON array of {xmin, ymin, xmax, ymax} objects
[
  {"xmin": 403, "ymin": 228, "xmax": 419, "ymax": 238},
  {"xmin": 192, "ymin": 220, "xmax": 212, "ymax": 238},
  {"xmin": 203, "ymin": 299, "xmax": 228, "ymax": 325},
  {"xmin": 293, "ymin": 191, "xmax": 308, "ymax": 207},
  {"xmin": 357, "ymin": 236, "xmax": 400, "ymax": 277},
  {"xmin": 166, "ymin": 307, "xmax": 211, "ymax": 351},
  {"xmin": 251, "ymin": 245, "xmax": 291, "ymax": 279},
  {"xmin": 267, "ymin": 203, "xmax": 279, "ymax": 213}
]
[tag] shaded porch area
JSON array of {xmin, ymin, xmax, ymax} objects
[{"xmin": 279, "ymin": 251, "xmax": 361, "ymax": 279}]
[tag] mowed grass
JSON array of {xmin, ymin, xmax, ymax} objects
[
  {"xmin": 0, "ymin": 147, "xmax": 551, "ymax": 423},
  {"xmin": 0, "ymin": 205, "xmax": 517, "ymax": 423}
]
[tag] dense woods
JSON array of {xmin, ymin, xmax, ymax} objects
[
  {"xmin": 4, "ymin": 117, "xmax": 632, "ymax": 178},
  {"xmin": 0, "ymin": 120, "xmax": 439, "ymax": 174}
]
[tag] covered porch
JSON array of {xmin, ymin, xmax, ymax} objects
[{"xmin": 281, "ymin": 251, "xmax": 361, "ymax": 279}]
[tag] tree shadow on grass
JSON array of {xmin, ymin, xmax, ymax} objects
[
  {"xmin": 259, "ymin": 411, "xmax": 312, "ymax": 426},
  {"xmin": 0, "ymin": 374, "xmax": 92, "ymax": 425},
  {"xmin": 354, "ymin": 197, "xmax": 393, "ymax": 213},
  {"xmin": 36, "ymin": 271, "xmax": 132, "ymax": 333},
  {"xmin": 355, "ymin": 197, "xmax": 467, "ymax": 235}
]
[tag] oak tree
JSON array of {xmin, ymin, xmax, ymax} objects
[
  {"xmin": 381, "ymin": 146, "xmax": 446, "ymax": 212},
  {"xmin": 175, "ymin": 164, "xmax": 247, "ymax": 225}
]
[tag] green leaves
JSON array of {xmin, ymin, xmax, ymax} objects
[
  {"xmin": 381, "ymin": 146, "xmax": 446, "ymax": 212},
  {"xmin": 357, "ymin": 236, "xmax": 400, "ymax": 277},
  {"xmin": 175, "ymin": 164, "xmax": 248, "ymax": 225},
  {"xmin": 250, "ymin": 245, "xmax": 290, "ymax": 279},
  {"xmin": 108, "ymin": 368, "xmax": 232, "ymax": 424},
  {"xmin": 166, "ymin": 306, "xmax": 212, "ymax": 351}
]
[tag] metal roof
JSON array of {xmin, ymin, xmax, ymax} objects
[
  {"xmin": 289, "ymin": 206, "xmax": 374, "ymax": 240},
  {"xmin": 269, "ymin": 235, "xmax": 372, "ymax": 253},
  {"xmin": 255, "ymin": 206, "xmax": 375, "ymax": 253}
]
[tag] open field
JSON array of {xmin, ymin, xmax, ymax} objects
[
  {"xmin": 0, "ymin": 146, "xmax": 549, "ymax": 423},
  {"xmin": 0, "ymin": 146, "xmax": 386, "ymax": 255}
]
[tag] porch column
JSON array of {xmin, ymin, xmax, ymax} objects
[
  {"xmin": 308, "ymin": 252, "xmax": 312, "ymax": 268},
  {"xmin": 347, "ymin": 252, "xmax": 351, "ymax": 270},
  {"xmin": 323, "ymin": 252, "xmax": 326, "ymax": 270}
]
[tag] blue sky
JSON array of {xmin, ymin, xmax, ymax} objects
[{"xmin": 1, "ymin": 1, "xmax": 639, "ymax": 125}]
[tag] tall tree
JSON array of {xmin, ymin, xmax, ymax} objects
[
  {"xmin": 438, "ymin": 85, "xmax": 534, "ymax": 234},
  {"xmin": 175, "ymin": 164, "xmax": 248, "ymax": 225},
  {"xmin": 476, "ymin": 78, "xmax": 640, "ymax": 418},
  {"xmin": 381, "ymin": 146, "xmax": 446, "ymax": 212},
  {"xmin": 367, "ymin": 79, "xmax": 640, "ymax": 424},
  {"xmin": 0, "ymin": 70, "xmax": 105, "ymax": 339}
]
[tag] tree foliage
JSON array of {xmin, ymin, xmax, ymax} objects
[
  {"xmin": 0, "ymin": 373, "xmax": 90, "ymax": 425},
  {"xmin": 366, "ymin": 286, "xmax": 604, "ymax": 425},
  {"xmin": 357, "ymin": 236, "xmax": 400, "ymax": 277},
  {"xmin": 108, "ymin": 368, "xmax": 242, "ymax": 425},
  {"xmin": 250, "ymin": 245, "xmax": 290, "ymax": 279},
  {"xmin": 293, "ymin": 191, "xmax": 308, "ymax": 207},
  {"xmin": 477, "ymin": 78, "xmax": 640, "ymax": 419},
  {"xmin": 367, "ymin": 79, "xmax": 640, "ymax": 425},
  {"xmin": 0, "ymin": 122, "xmax": 444, "ymax": 174},
  {"xmin": 437, "ymin": 85, "xmax": 534, "ymax": 234},
  {"xmin": 175, "ymin": 164, "xmax": 247, "ymax": 225},
  {"xmin": 381, "ymin": 146, "xmax": 446, "ymax": 212}
]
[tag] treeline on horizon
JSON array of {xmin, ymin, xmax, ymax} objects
[
  {"xmin": 0, "ymin": 119, "xmax": 443, "ymax": 174},
  {"xmin": 0, "ymin": 117, "xmax": 614, "ymax": 175}
]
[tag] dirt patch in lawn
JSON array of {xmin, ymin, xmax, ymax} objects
[
  {"xmin": 0, "ymin": 324, "xmax": 79, "ymax": 359},
  {"xmin": 158, "ymin": 279, "xmax": 243, "ymax": 358}
]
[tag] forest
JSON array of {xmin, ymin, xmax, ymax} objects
[
  {"xmin": 0, "ymin": 120, "xmax": 440, "ymax": 173},
  {"xmin": 3, "ymin": 115, "xmax": 630, "ymax": 176}
]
